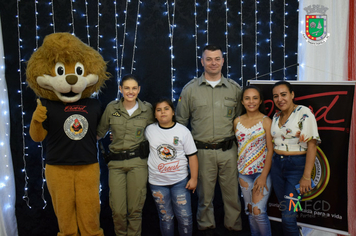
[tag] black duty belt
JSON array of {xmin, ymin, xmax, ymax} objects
[
  {"xmin": 194, "ymin": 135, "xmax": 236, "ymax": 151},
  {"xmin": 195, "ymin": 141, "xmax": 224, "ymax": 150},
  {"xmin": 109, "ymin": 148, "xmax": 142, "ymax": 161},
  {"xmin": 99, "ymin": 140, "xmax": 149, "ymax": 163}
]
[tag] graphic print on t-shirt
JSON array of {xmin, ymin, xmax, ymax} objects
[
  {"xmin": 157, "ymin": 144, "xmax": 177, "ymax": 161},
  {"xmin": 156, "ymin": 144, "xmax": 180, "ymax": 173},
  {"xmin": 63, "ymin": 114, "xmax": 89, "ymax": 140}
]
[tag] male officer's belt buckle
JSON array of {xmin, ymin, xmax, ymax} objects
[{"xmin": 121, "ymin": 150, "xmax": 137, "ymax": 159}]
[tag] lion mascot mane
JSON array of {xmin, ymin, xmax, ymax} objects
[{"xmin": 27, "ymin": 32, "xmax": 109, "ymax": 236}]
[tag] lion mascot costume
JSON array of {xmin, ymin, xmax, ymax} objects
[{"xmin": 27, "ymin": 32, "xmax": 110, "ymax": 236}]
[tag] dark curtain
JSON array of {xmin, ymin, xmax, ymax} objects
[{"xmin": 0, "ymin": 0, "xmax": 298, "ymax": 235}]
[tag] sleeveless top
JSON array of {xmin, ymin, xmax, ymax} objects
[{"xmin": 235, "ymin": 116, "xmax": 267, "ymax": 175}]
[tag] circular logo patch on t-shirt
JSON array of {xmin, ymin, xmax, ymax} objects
[
  {"xmin": 63, "ymin": 114, "xmax": 88, "ymax": 140},
  {"xmin": 156, "ymin": 144, "xmax": 177, "ymax": 161}
]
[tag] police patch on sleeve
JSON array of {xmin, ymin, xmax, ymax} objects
[{"xmin": 63, "ymin": 114, "xmax": 89, "ymax": 140}]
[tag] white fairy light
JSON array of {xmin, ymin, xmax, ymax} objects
[
  {"xmin": 131, "ymin": 1, "xmax": 142, "ymax": 73},
  {"xmin": 114, "ymin": 0, "xmax": 120, "ymax": 100},
  {"xmin": 16, "ymin": 0, "xmax": 31, "ymax": 208},
  {"xmin": 225, "ymin": 1, "xmax": 230, "ymax": 78},
  {"xmin": 283, "ymin": 0, "xmax": 286, "ymax": 79},
  {"xmin": 194, "ymin": 0, "xmax": 199, "ymax": 78},
  {"xmin": 34, "ymin": 0, "xmax": 39, "ymax": 49},
  {"xmin": 206, "ymin": 0, "xmax": 210, "ymax": 44},
  {"xmin": 84, "ymin": 0, "xmax": 90, "ymax": 45},
  {"xmin": 269, "ymin": 0, "xmax": 272, "ymax": 79},
  {"xmin": 49, "ymin": 0, "xmax": 56, "ymax": 32},
  {"xmin": 166, "ymin": 0, "xmax": 176, "ymax": 101},
  {"xmin": 239, "ymin": 0, "xmax": 244, "ymax": 84},
  {"xmin": 118, "ymin": 0, "xmax": 130, "ymax": 89},
  {"xmin": 70, "ymin": 0, "xmax": 75, "ymax": 34},
  {"xmin": 254, "ymin": 0, "xmax": 258, "ymax": 79},
  {"xmin": 97, "ymin": 0, "xmax": 101, "ymax": 51}
]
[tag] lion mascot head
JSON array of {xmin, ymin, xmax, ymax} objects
[{"xmin": 26, "ymin": 32, "xmax": 110, "ymax": 102}]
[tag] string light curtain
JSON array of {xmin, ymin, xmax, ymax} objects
[
  {"xmin": 0, "ymin": 16, "xmax": 19, "ymax": 236},
  {"xmin": 13, "ymin": 0, "xmax": 299, "ymax": 203},
  {"xmin": 3, "ymin": 0, "xmax": 299, "ymax": 235}
]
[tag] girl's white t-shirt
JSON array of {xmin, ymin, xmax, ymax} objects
[{"xmin": 145, "ymin": 122, "xmax": 197, "ymax": 186}]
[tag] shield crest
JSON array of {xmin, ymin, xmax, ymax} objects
[{"xmin": 306, "ymin": 15, "xmax": 327, "ymax": 41}]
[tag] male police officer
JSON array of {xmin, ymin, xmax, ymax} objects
[{"xmin": 176, "ymin": 45, "xmax": 242, "ymax": 235}]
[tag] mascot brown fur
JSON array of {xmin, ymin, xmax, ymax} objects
[{"xmin": 27, "ymin": 32, "xmax": 110, "ymax": 236}]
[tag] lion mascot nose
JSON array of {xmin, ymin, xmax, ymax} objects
[{"xmin": 66, "ymin": 75, "xmax": 78, "ymax": 85}]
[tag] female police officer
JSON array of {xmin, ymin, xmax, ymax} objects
[{"xmin": 97, "ymin": 74, "xmax": 154, "ymax": 236}]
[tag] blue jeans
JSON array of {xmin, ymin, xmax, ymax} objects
[
  {"xmin": 271, "ymin": 153, "xmax": 306, "ymax": 236},
  {"xmin": 239, "ymin": 173, "xmax": 272, "ymax": 236},
  {"xmin": 150, "ymin": 177, "xmax": 193, "ymax": 236}
]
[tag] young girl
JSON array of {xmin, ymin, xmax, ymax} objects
[
  {"xmin": 234, "ymin": 85, "xmax": 273, "ymax": 236},
  {"xmin": 145, "ymin": 98, "xmax": 198, "ymax": 236}
]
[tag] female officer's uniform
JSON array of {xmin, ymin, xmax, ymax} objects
[{"xmin": 97, "ymin": 98, "xmax": 154, "ymax": 236}]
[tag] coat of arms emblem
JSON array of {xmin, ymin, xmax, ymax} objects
[{"xmin": 303, "ymin": 5, "xmax": 330, "ymax": 45}]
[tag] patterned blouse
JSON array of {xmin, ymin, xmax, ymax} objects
[
  {"xmin": 271, "ymin": 105, "xmax": 321, "ymax": 152},
  {"xmin": 235, "ymin": 116, "xmax": 267, "ymax": 175}
]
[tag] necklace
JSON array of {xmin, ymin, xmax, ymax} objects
[{"xmin": 279, "ymin": 105, "xmax": 296, "ymax": 127}]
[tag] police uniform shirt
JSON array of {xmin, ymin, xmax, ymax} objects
[
  {"xmin": 176, "ymin": 73, "xmax": 242, "ymax": 143},
  {"xmin": 97, "ymin": 98, "xmax": 154, "ymax": 152}
]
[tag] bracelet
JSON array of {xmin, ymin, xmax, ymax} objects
[{"xmin": 302, "ymin": 175, "xmax": 311, "ymax": 181}]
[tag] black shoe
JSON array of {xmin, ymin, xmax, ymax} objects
[
  {"xmin": 227, "ymin": 230, "xmax": 241, "ymax": 236},
  {"xmin": 199, "ymin": 228, "xmax": 215, "ymax": 236}
]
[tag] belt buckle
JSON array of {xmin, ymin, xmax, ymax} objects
[
  {"xmin": 210, "ymin": 143, "xmax": 218, "ymax": 149},
  {"xmin": 120, "ymin": 150, "xmax": 129, "ymax": 160}
]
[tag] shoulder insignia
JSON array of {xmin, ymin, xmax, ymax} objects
[
  {"xmin": 142, "ymin": 101, "xmax": 152, "ymax": 106},
  {"xmin": 227, "ymin": 78, "xmax": 242, "ymax": 89},
  {"xmin": 112, "ymin": 111, "xmax": 121, "ymax": 117},
  {"xmin": 182, "ymin": 77, "xmax": 198, "ymax": 90},
  {"xmin": 108, "ymin": 100, "xmax": 119, "ymax": 105}
]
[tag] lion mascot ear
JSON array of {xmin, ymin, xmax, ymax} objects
[{"xmin": 27, "ymin": 32, "xmax": 110, "ymax": 142}]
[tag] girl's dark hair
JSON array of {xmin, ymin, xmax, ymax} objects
[
  {"xmin": 240, "ymin": 85, "xmax": 266, "ymax": 115},
  {"xmin": 120, "ymin": 74, "xmax": 140, "ymax": 86},
  {"xmin": 272, "ymin": 80, "xmax": 293, "ymax": 93},
  {"xmin": 153, "ymin": 98, "xmax": 177, "ymax": 122}
]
